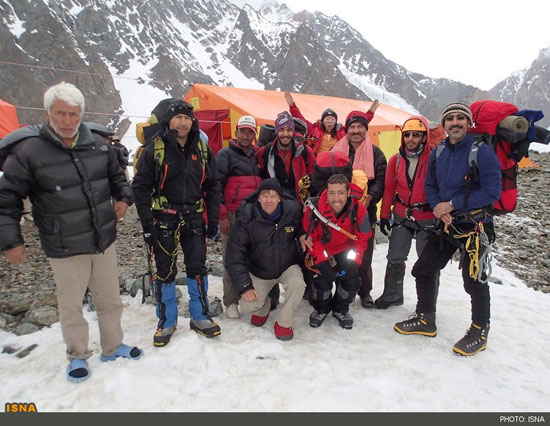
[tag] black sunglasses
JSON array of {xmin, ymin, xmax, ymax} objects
[{"xmin": 403, "ymin": 131, "xmax": 423, "ymax": 138}]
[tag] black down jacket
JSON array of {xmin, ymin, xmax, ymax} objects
[
  {"xmin": 0, "ymin": 123, "xmax": 133, "ymax": 258},
  {"xmin": 225, "ymin": 191, "xmax": 302, "ymax": 294}
]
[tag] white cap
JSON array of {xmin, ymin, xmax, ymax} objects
[{"xmin": 237, "ymin": 115, "xmax": 257, "ymax": 132}]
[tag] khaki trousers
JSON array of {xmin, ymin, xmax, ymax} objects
[
  {"xmin": 48, "ymin": 244, "xmax": 123, "ymax": 360},
  {"xmin": 221, "ymin": 212, "xmax": 241, "ymax": 306},
  {"xmin": 240, "ymin": 264, "xmax": 305, "ymax": 328}
]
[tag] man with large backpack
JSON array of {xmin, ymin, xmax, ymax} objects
[
  {"xmin": 302, "ymin": 174, "xmax": 372, "ymax": 329},
  {"xmin": 0, "ymin": 82, "xmax": 143, "ymax": 383},
  {"xmin": 394, "ymin": 103, "xmax": 501, "ymax": 356},
  {"xmin": 132, "ymin": 99, "xmax": 221, "ymax": 345},
  {"xmin": 256, "ymin": 111, "xmax": 315, "ymax": 203},
  {"xmin": 332, "ymin": 111, "xmax": 387, "ymax": 309},
  {"xmin": 375, "ymin": 116, "xmax": 439, "ymax": 309}
]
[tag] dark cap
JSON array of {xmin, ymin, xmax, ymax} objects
[
  {"xmin": 163, "ymin": 99, "xmax": 194, "ymax": 124},
  {"xmin": 321, "ymin": 108, "xmax": 338, "ymax": 122},
  {"xmin": 345, "ymin": 111, "xmax": 369, "ymax": 132},
  {"xmin": 258, "ymin": 178, "xmax": 283, "ymax": 197}
]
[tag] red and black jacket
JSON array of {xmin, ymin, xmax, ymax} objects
[
  {"xmin": 256, "ymin": 138, "xmax": 315, "ymax": 203},
  {"xmin": 302, "ymin": 187, "xmax": 372, "ymax": 266},
  {"xmin": 216, "ymin": 140, "xmax": 262, "ymax": 220},
  {"xmin": 380, "ymin": 115, "xmax": 434, "ymax": 221}
]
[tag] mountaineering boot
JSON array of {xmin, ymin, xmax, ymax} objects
[
  {"xmin": 225, "ymin": 303, "xmax": 240, "ymax": 319},
  {"xmin": 453, "ymin": 323, "xmax": 489, "ymax": 356},
  {"xmin": 190, "ymin": 319, "xmax": 221, "ymax": 338},
  {"xmin": 154, "ymin": 326, "xmax": 176, "ymax": 347},
  {"xmin": 155, "ymin": 280, "xmax": 178, "ymax": 328},
  {"xmin": 375, "ymin": 262, "xmax": 405, "ymax": 309},
  {"xmin": 309, "ymin": 310, "xmax": 328, "ymax": 328},
  {"xmin": 394, "ymin": 312, "xmax": 437, "ymax": 337},
  {"xmin": 332, "ymin": 311, "xmax": 353, "ymax": 329},
  {"xmin": 274, "ymin": 322, "xmax": 294, "ymax": 341},
  {"xmin": 360, "ymin": 294, "xmax": 374, "ymax": 309},
  {"xmin": 186, "ymin": 275, "xmax": 212, "ymax": 321}
]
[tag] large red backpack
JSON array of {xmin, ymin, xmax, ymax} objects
[{"xmin": 469, "ymin": 100, "xmax": 524, "ymax": 214}]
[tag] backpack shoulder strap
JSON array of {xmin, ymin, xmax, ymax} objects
[{"xmin": 464, "ymin": 139, "xmax": 485, "ymax": 209}]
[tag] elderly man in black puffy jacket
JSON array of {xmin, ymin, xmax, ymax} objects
[
  {"xmin": 226, "ymin": 178, "xmax": 305, "ymax": 341},
  {"xmin": 0, "ymin": 82, "xmax": 142, "ymax": 384}
]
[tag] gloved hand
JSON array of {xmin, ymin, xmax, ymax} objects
[
  {"xmin": 206, "ymin": 222, "xmax": 220, "ymax": 241},
  {"xmin": 314, "ymin": 260, "xmax": 336, "ymax": 282},
  {"xmin": 142, "ymin": 225, "xmax": 157, "ymax": 250},
  {"xmin": 379, "ymin": 218, "xmax": 391, "ymax": 237}
]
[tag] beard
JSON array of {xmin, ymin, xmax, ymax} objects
[{"xmin": 50, "ymin": 120, "xmax": 80, "ymax": 140}]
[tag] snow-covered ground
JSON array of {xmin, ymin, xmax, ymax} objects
[{"xmin": 0, "ymin": 242, "xmax": 548, "ymax": 412}]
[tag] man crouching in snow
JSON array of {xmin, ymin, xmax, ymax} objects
[
  {"xmin": 225, "ymin": 178, "xmax": 305, "ymax": 341},
  {"xmin": 301, "ymin": 174, "xmax": 372, "ymax": 329},
  {"xmin": 0, "ymin": 82, "xmax": 143, "ymax": 383}
]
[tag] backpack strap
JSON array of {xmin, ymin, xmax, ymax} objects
[
  {"xmin": 151, "ymin": 135, "xmax": 209, "ymax": 212},
  {"xmin": 464, "ymin": 138, "xmax": 484, "ymax": 209}
]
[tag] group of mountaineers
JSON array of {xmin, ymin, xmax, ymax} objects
[{"xmin": 0, "ymin": 79, "xmax": 515, "ymax": 384}]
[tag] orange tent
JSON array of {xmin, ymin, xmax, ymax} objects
[
  {"xmin": 0, "ymin": 99, "xmax": 19, "ymax": 139},
  {"xmin": 184, "ymin": 84, "xmax": 413, "ymax": 158}
]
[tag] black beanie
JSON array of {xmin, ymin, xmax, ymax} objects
[
  {"xmin": 321, "ymin": 108, "xmax": 337, "ymax": 122},
  {"xmin": 163, "ymin": 99, "xmax": 194, "ymax": 124},
  {"xmin": 258, "ymin": 178, "xmax": 283, "ymax": 197}
]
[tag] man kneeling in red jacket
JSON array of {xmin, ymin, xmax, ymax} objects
[{"xmin": 301, "ymin": 174, "xmax": 372, "ymax": 329}]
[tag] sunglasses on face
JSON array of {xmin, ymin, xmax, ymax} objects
[{"xmin": 403, "ymin": 131, "xmax": 423, "ymax": 138}]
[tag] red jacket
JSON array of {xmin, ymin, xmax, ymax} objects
[
  {"xmin": 216, "ymin": 140, "xmax": 262, "ymax": 220},
  {"xmin": 380, "ymin": 115, "xmax": 435, "ymax": 221},
  {"xmin": 289, "ymin": 103, "xmax": 373, "ymax": 154},
  {"xmin": 302, "ymin": 186, "xmax": 372, "ymax": 266},
  {"xmin": 256, "ymin": 138, "xmax": 315, "ymax": 203}
]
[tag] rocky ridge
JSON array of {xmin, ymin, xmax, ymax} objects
[{"xmin": 0, "ymin": 151, "xmax": 549, "ymax": 336}]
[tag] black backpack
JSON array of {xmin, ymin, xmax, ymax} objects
[{"xmin": 256, "ymin": 117, "xmax": 307, "ymax": 148}]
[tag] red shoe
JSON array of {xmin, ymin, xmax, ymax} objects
[
  {"xmin": 274, "ymin": 321, "xmax": 294, "ymax": 341},
  {"xmin": 250, "ymin": 313, "xmax": 269, "ymax": 327}
]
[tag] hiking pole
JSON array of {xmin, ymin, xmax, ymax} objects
[{"xmin": 141, "ymin": 244, "xmax": 154, "ymax": 304}]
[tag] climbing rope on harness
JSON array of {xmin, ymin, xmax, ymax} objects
[
  {"xmin": 447, "ymin": 220, "xmax": 492, "ymax": 283},
  {"xmin": 153, "ymin": 218, "xmax": 185, "ymax": 283}
]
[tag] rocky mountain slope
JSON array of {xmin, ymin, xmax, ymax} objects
[{"xmin": 3, "ymin": 0, "xmax": 546, "ymax": 133}]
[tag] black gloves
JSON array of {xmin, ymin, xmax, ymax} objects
[
  {"xmin": 142, "ymin": 225, "xmax": 157, "ymax": 249},
  {"xmin": 380, "ymin": 218, "xmax": 391, "ymax": 237},
  {"xmin": 206, "ymin": 222, "xmax": 220, "ymax": 241}
]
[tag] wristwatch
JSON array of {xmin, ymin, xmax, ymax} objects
[{"xmin": 449, "ymin": 199, "xmax": 453, "ymax": 208}]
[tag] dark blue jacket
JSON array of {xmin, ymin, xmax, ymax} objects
[{"xmin": 425, "ymin": 134, "xmax": 501, "ymax": 213}]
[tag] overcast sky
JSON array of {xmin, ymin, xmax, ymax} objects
[{"xmin": 231, "ymin": 0, "xmax": 550, "ymax": 90}]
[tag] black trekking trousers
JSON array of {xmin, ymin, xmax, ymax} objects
[
  {"xmin": 312, "ymin": 252, "xmax": 361, "ymax": 315},
  {"xmin": 411, "ymin": 224, "xmax": 494, "ymax": 326},
  {"xmin": 357, "ymin": 226, "xmax": 375, "ymax": 299},
  {"xmin": 153, "ymin": 211, "xmax": 207, "ymax": 284}
]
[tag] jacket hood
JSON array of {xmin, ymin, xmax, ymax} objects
[{"xmin": 400, "ymin": 115, "xmax": 431, "ymax": 149}]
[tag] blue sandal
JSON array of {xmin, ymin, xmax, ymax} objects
[
  {"xmin": 100, "ymin": 344, "xmax": 144, "ymax": 362},
  {"xmin": 66, "ymin": 359, "xmax": 91, "ymax": 383}
]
